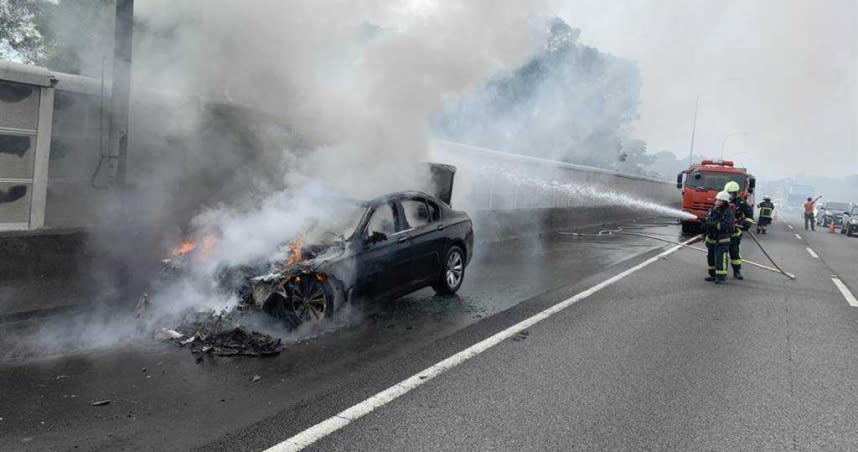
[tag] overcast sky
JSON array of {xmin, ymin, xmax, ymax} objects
[{"xmin": 555, "ymin": 0, "xmax": 857, "ymax": 180}]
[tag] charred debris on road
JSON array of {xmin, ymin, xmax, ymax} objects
[
  {"xmin": 154, "ymin": 310, "xmax": 285, "ymax": 359},
  {"xmin": 143, "ymin": 234, "xmax": 340, "ymax": 360}
]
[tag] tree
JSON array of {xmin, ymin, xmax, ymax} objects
[
  {"xmin": 615, "ymin": 138, "xmax": 655, "ymax": 176},
  {"xmin": 0, "ymin": 0, "xmax": 46, "ymax": 63},
  {"xmin": 433, "ymin": 17, "xmax": 643, "ymax": 169},
  {"xmin": 0, "ymin": 0, "xmax": 113, "ymax": 75}
]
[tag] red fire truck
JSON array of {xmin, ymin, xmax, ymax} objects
[{"xmin": 676, "ymin": 159, "xmax": 756, "ymax": 233}]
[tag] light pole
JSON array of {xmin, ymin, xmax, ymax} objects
[
  {"xmin": 109, "ymin": 0, "xmax": 134, "ymax": 185},
  {"xmin": 686, "ymin": 95, "xmax": 700, "ymax": 166},
  {"xmin": 720, "ymin": 131, "xmax": 747, "ymax": 160}
]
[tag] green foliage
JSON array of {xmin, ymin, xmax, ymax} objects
[
  {"xmin": 615, "ymin": 138, "xmax": 656, "ymax": 176},
  {"xmin": 0, "ymin": 0, "xmax": 46, "ymax": 63},
  {"xmin": 0, "ymin": 0, "xmax": 113, "ymax": 74},
  {"xmin": 434, "ymin": 17, "xmax": 642, "ymax": 170}
]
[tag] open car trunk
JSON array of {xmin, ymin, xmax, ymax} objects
[{"xmin": 423, "ymin": 163, "xmax": 456, "ymax": 206}]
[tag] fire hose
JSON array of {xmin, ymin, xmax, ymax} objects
[
  {"xmin": 563, "ymin": 227, "xmax": 796, "ymax": 280},
  {"xmin": 744, "ymin": 230, "xmax": 796, "ymax": 280}
]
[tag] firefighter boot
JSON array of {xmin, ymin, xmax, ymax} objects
[
  {"xmin": 733, "ymin": 269, "xmax": 744, "ymax": 280},
  {"xmin": 705, "ymin": 268, "xmax": 716, "ymax": 282},
  {"xmin": 715, "ymin": 275, "xmax": 726, "ymax": 284}
]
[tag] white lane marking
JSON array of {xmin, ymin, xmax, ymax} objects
[
  {"xmin": 263, "ymin": 236, "xmax": 703, "ymax": 452},
  {"xmin": 832, "ymin": 277, "xmax": 858, "ymax": 307},
  {"xmin": 795, "ymin": 234, "xmax": 802, "ymax": 240},
  {"xmin": 806, "ymin": 247, "xmax": 819, "ymax": 258},
  {"xmin": 788, "ymin": 224, "xmax": 793, "ymax": 230}
]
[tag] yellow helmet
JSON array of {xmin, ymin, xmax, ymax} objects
[{"xmin": 724, "ymin": 181, "xmax": 741, "ymax": 193}]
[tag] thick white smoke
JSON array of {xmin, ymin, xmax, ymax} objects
[{"xmin": 125, "ymin": 0, "xmax": 560, "ymax": 312}]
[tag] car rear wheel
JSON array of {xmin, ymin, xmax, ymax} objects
[
  {"xmin": 848, "ymin": 226, "xmax": 855, "ymax": 237},
  {"xmin": 433, "ymin": 246, "xmax": 465, "ymax": 296}
]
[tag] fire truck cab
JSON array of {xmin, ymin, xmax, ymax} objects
[{"xmin": 676, "ymin": 159, "xmax": 755, "ymax": 233}]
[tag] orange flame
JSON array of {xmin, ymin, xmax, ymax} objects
[
  {"xmin": 169, "ymin": 234, "xmax": 217, "ymax": 259},
  {"xmin": 285, "ymin": 238, "xmax": 304, "ymax": 265},
  {"xmin": 171, "ymin": 242, "xmax": 196, "ymax": 257}
]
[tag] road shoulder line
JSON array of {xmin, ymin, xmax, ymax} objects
[
  {"xmin": 263, "ymin": 235, "xmax": 702, "ymax": 452},
  {"xmin": 832, "ymin": 277, "xmax": 858, "ymax": 307}
]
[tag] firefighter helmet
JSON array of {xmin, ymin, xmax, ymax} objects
[
  {"xmin": 715, "ymin": 191, "xmax": 731, "ymax": 202},
  {"xmin": 763, "ymin": 197, "xmax": 771, "ymax": 201},
  {"xmin": 724, "ymin": 181, "xmax": 741, "ymax": 193}
]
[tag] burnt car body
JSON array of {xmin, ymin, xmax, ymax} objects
[{"xmin": 239, "ymin": 190, "xmax": 474, "ymax": 324}]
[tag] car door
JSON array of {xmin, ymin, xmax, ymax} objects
[
  {"xmin": 397, "ymin": 197, "xmax": 443, "ymax": 288},
  {"xmin": 353, "ymin": 201, "xmax": 401, "ymax": 298}
]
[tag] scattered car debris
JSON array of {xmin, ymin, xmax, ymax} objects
[
  {"xmin": 252, "ymin": 375, "xmax": 261, "ymax": 382},
  {"xmin": 90, "ymin": 400, "xmax": 111, "ymax": 407},
  {"xmin": 155, "ymin": 328, "xmax": 184, "ymax": 341},
  {"xmin": 158, "ymin": 311, "xmax": 284, "ymax": 358},
  {"xmin": 512, "ymin": 331, "xmax": 530, "ymax": 342}
]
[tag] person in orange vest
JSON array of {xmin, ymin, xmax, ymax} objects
[{"xmin": 804, "ymin": 196, "xmax": 822, "ymax": 231}]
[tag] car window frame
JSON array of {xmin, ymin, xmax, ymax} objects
[
  {"xmin": 362, "ymin": 201, "xmax": 399, "ymax": 241},
  {"xmin": 425, "ymin": 198, "xmax": 442, "ymax": 222},
  {"xmin": 399, "ymin": 196, "xmax": 434, "ymax": 231}
]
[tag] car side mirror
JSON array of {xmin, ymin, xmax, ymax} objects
[
  {"xmin": 675, "ymin": 173, "xmax": 683, "ymax": 189},
  {"xmin": 364, "ymin": 231, "xmax": 388, "ymax": 245},
  {"xmin": 748, "ymin": 177, "xmax": 756, "ymax": 194}
]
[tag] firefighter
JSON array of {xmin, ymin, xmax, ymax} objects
[
  {"xmin": 724, "ymin": 181, "xmax": 753, "ymax": 280},
  {"xmin": 757, "ymin": 197, "xmax": 775, "ymax": 234},
  {"xmin": 704, "ymin": 191, "xmax": 735, "ymax": 284}
]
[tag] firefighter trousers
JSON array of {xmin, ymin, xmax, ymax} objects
[
  {"xmin": 729, "ymin": 235, "xmax": 742, "ymax": 272},
  {"xmin": 707, "ymin": 243, "xmax": 729, "ymax": 278}
]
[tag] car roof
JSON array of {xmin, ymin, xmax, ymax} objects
[{"xmin": 368, "ymin": 191, "xmax": 444, "ymax": 205}]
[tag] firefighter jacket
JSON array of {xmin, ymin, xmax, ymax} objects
[
  {"xmin": 704, "ymin": 205, "xmax": 735, "ymax": 245},
  {"xmin": 758, "ymin": 201, "xmax": 774, "ymax": 219},
  {"xmin": 730, "ymin": 197, "xmax": 754, "ymax": 236}
]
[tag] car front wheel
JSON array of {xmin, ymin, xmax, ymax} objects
[{"xmin": 433, "ymin": 246, "xmax": 465, "ymax": 296}]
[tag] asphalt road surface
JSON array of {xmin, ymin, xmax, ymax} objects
[
  {"xmin": 0, "ymin": 221, "xmax": 668, "ymax": 451},
  {"xmin": 298, "ymin": 219, "xmax": 858, "ymax": 451},
  {"xmin": 2, "ymin": 219, "xmax": 856, "ymax": 451}
]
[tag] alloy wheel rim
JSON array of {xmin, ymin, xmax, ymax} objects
[
  {"xmin": 291, "ymin": 279, "xmax": 328, "ymax": 321},
  {"xmin": 446, "ymin": 251, "xmax": 463, "ymax": 288}
]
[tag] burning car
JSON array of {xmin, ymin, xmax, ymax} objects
[
  {"xmin": 158, "ymin": 164, "xmax": 473, "ymax": 327},
  {"xmin": 229, "ymin": 190, "xmax": 474, "ymax": 325}
]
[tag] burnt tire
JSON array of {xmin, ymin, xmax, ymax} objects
[
  {"xmin": 433, "ymin": 246, "xmax": 465, "ymax": 296},
  {"xmin": 287, "ymin": 276, "xmax": 336, "ymax": 325}
]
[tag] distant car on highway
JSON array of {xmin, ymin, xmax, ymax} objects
[
  {"xmin": 817, "ymin": 201, "xmax": 852, "ymax": 228},
  {"xmin": 841, "ymin": 205, "xmax": 858, "ymax": 237}
]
